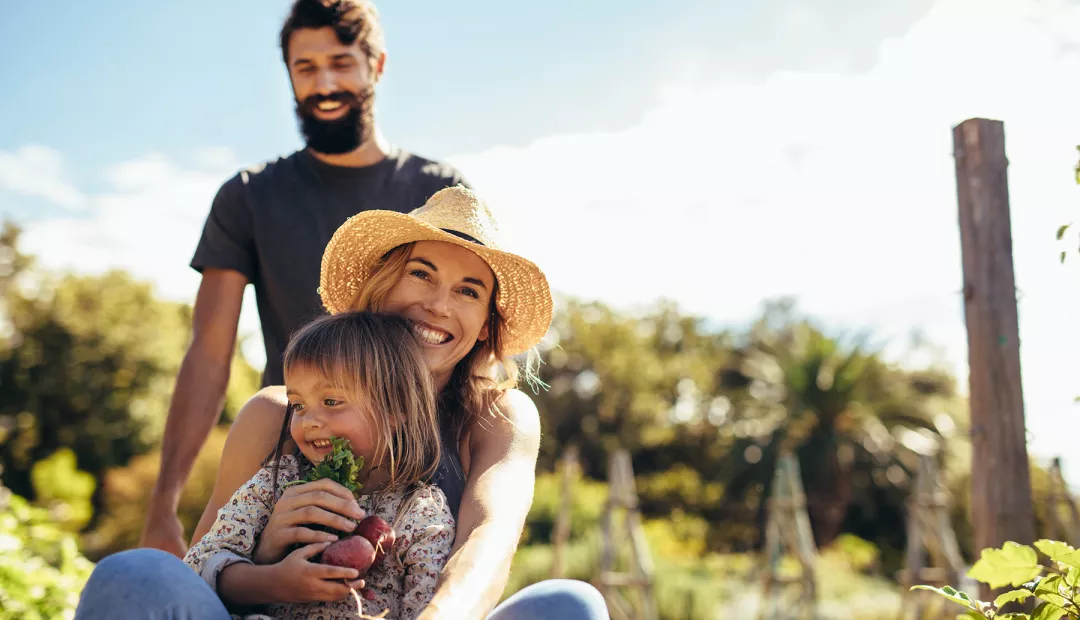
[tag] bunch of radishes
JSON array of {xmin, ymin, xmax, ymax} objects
[
  {"xmin": 321, "ymin": 513, "xmax": 396, "ymax": 576},
  {"xmin": 284, "ymin": 437, "xmax": 397, "ymax": 616}
]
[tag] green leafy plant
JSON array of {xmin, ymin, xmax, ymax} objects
[
  {"xmin": 912, "ymin": 539, "xmax": 1080, "ymax": 619},
  {"xmin": 283, "ymin": 436, "xmax": 364, "ymax": 496},
  {"xmin": 0, "ymin": 487, "xmax": 95, "ymax": 620}
]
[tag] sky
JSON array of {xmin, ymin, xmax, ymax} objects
[{"xmin": 2, "ymin": 0, "xmax": 1079, "ymax": 480}]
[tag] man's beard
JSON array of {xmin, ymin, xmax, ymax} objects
[{"xmin": 295, "ymin": 86, "xmax": 375, "ymax": 155}]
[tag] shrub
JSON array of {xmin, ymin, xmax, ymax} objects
[{"xmin": 0, "ymin": 487, "xmax": 94, "ymax": 619}]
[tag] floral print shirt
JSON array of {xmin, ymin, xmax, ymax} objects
[{"xmin": 184, "ymin": 455, "xmax": 455, "ymax": 620}]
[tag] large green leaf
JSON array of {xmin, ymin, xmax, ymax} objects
[
  {"xmin": 968, "ymin": 542, "xmax": 1042, "ymax": 589},
  {"xmin": 910, "ymin": 585, "xmax": 980, "ymax": 613},
  {"xmin": 1033, "ymin": 575, "xmax": 1072, "ymax": 611},
  {"xmin": 1034, "ymin": 540, "xmax": 1080, "ymax": 570},
  {"xmin": 1031, "ymin": 601, "xmax": 1067, "ymax": 620},
  {"xmin": 993, "ymin": 589, "xmax": 1033, "ymax": 610}
]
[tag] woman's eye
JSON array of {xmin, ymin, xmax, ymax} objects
[
  {"xmin": 458, "ymin": 287, "xmax": 480, "ymax": 299},
  {"xmin": 324, "ymin": 398, "xmax": 342, "ymax": 407},
  {"xmin": 409, "ymin": 269, "xmax": 430, "ymax": 280}
]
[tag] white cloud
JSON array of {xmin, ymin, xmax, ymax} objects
[
  {"xmin": 0, "ymin": 145, "xmax": 86, "ymax": 209},
  {"xmin": 18, "ymin": 149, "xmax": 267, "ymax": 367},
  {"xmin": 450, "ymin": 0, "xmax": 1080, "ymax": 476}
]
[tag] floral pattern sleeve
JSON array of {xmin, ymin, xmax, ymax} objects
[
  {"xmin": 182, "ymin": 465, "xmax": 281, "ymax": 593},
  {"xmin": 396, "ymin": 486, "xmax": 456, "ymax": 620}
]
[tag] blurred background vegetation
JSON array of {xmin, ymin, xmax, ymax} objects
[{"xmin": 0, "ymin": 218, "xmax": 1072, "ymax": 619}]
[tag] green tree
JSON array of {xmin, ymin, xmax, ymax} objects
[
  {"xmin": 713, "ymin": 299, "xmax": 964, "ymax": 553},
  {"xmin": 0, "ymin": 221, "xmax": 260, "ymax": 524},
  {"xmin": 532, "ymin": 296, "xmax": 969, "ymax": 562},
  {"xmin": 533, "ymin": 298, "xmax": 736, "ymax": 478}
]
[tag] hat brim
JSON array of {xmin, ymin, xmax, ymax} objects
[{"xmin": 320, "ymin": 210, "xmax": 553, "ymax": 356}]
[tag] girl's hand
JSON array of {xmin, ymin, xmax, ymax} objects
[
  {"xmin": 270, "ymin": 541, "xmax": 367, "ymax": 603},
  {"xmin": 253, "ymin": 478, "xmax": 366, "ymax": 564}
]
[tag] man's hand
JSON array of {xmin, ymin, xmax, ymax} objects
[
  {"xmin": 141, "ymin": 268, "xmax": 246, "ymax": 557},
  {"xmin": 138, "ymin": 498, "xmax": 187, "ymax": 558}
]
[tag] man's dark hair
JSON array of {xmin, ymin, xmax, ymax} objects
[{"xmin": 280, "ymin": 0, "xmax": 385, "ymax": 66}]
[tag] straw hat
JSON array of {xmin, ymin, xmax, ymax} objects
[{"xmin": 319, "ymin": 184, "xmax": 553, "ymax": 356}]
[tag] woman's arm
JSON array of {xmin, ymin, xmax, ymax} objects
[
  {"xmin": 417, "ymin": 389, "xmax": 541, "ymax": 619},
  {"xmin": 184, "ymin": 466, "xmax": 278, "ymax": 604},
  {"xmin": 191, "ymin": 386, "xmax": 288, "ymax": 546}
]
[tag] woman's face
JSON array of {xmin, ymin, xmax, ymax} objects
[{"xmin": 381, "ymin": 240, "xmax": 496, "ymax": 389}]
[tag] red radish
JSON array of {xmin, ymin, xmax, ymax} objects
[
  {"xmin": 355, "ymin": 516, "xmax": 396, "ymax": 564},
  {"xmin": 318, "ymin": 516, "xmax": 396, "ymax": 577},
  {"xmin": 321, "ymin": 536, "xmax": 376, "ymax": 575}
]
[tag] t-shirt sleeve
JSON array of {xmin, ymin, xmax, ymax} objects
[{"xmin": 190, "ymin": 173, "xmax": 257, "ymax": 282}]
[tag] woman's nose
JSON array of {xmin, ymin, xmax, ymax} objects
[{"xmin": 422, "ymin": 289, "xmax": 452, "ymax": 317}]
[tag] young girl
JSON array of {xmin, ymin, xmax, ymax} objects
[{"xmin": 184, "ymin": 311, "xmax": 455, "ymax": 620}]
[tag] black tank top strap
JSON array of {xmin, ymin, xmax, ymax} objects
[{"xmin": 431, "ymin": 416, "xmax": 466, "ymax": 520}]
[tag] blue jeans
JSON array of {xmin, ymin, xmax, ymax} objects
[{"xmin": 75, "ymin": 548, "xmax": 609, "ymax": 620}]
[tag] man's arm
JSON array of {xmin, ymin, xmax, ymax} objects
[
  {"xmin": 417, "ymin": 389, "xmax": 541, "ymax": 620},
  {"xmin": 139, "ymin": 268, "xmax": 248, "ymax": 557}
]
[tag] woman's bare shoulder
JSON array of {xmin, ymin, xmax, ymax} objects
[
  {"xmin": 226, "ymin": 386, "xmax": 289, "ymax": 452},
  {"xmin": 495, "ymin": 388, "xmax": 540, "ymax": 426},
  {"xmin": 468, "ymin": 388, "xmax": 541, "ymax": 449},
  {"xmin": 251, "ymin": 385, "xmax": 288, "ymax": 407}
]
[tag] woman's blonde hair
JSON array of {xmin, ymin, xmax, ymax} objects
[
  {"xmin": 353, "ymin": 242, "xmax": 543, "ymax": 442},
  {"xmin": 270, "ymin": 311, "xmax": 441, "ymax": 494}
]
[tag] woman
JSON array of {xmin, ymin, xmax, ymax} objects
[{"xmin": 75, "ymin": 186, "xmax": 608, "ymax": 620}]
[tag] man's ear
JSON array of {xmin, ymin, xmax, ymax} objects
[{"xmin": 372, "ymin": 50, "xmax": 387, "ymax": 83}]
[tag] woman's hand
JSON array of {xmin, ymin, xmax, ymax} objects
[
  {"xmin": 253, "ymin": 478, "xmax": 366, "ymax": 565},
  {"xmin": 268, "ymin": 541, "xmax": 367, "ymax": 603}
]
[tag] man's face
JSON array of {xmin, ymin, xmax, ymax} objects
[{"xmin": 287, "ymin": 27, "xmax": 384, "ymax": 154}]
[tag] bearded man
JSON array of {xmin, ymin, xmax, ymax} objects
[{"xmin": 139, "ymin": 0, "xmax": 468, "ymax": 558}]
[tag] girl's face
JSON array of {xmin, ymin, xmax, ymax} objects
[
  {"xmin": 380, "ymin": 241, "xmax": 496, "ymax": 389},
  {"xmin": 286, "ymin": 365, "xmax": 379, "ymax": 468}
]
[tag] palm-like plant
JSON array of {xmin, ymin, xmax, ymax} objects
[{"xmin": 715, "ymin": 301, "xmax": 960, "ymax": 549}]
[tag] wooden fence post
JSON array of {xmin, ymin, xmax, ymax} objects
[{"xmin": 953, "ymin": 118, "xmax": 1036, "ymax": 601}]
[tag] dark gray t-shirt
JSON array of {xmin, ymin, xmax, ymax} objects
[
  {"xmin": 190, "ymin": 146, "xmax": 468, "ymax": 516},
  {"xmin": 191, "ymin": 146, "xmax": 467, "ymax": 385}
]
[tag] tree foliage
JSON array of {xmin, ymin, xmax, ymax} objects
[
  {"xmin": 532, "ymin": 296, "xmax": 969, "ymax": 562},
  {"xmin": 0, "ymin": 221, "xmax": 259, "ymax": 519},
  {"xmin": 0, "ymin": 485, "xmax": 94, "ymax": 619}
]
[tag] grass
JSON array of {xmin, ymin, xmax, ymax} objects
[{"xmin": 502, "ymin": 528, "xmax": 903, "ymax": 620}]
